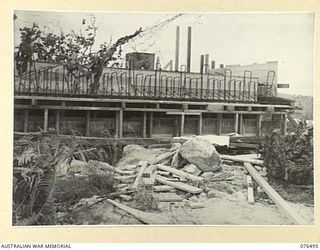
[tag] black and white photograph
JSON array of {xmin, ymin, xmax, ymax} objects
[{"xmin": 12, "ymin": 10, "xmax": 314, "ymax": 226}]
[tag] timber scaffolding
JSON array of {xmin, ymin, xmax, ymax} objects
[{"xmin": 14, "ymin": 62, "xmax": 294, "ymax": 140}]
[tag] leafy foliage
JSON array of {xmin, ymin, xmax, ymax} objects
[
  {"xmin": 13, "ymin": 130, "xmax": 85, "ymax": 225},
  {"xmin": 259, "ymin": 122, "xmax": 313, "ymax": 185}
]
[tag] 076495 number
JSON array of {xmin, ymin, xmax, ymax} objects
[{"xmin": 300, "ymin": 244, "xmax": 319, "ymax": 248}]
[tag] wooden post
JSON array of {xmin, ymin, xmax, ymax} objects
[
  {"xmin": 119, "ymin": 109, "xmax": 123, "ymax": 138},
  {"xmin": 217, "ymin": 113, "xmax": 222, "ymax": 135},
  {"xmin": 234, "ymin": 113, "xmax": 239, "ymax": 133},
  {"xmin": 239, "ymin": 114, "xmax": 243, "ymax": 135},
  {"xmin": 257, "ymin": 114, "xmax": 262, "ymax": 136},
  {"xmin": 43, "ymin": 109, "xmax": 48, "ymax": 132},
  {"xmin": 149, "ymin": 112, "xmax": 153, "ymax": 138},
  {"xmin": 86, "ymin": 110, "xmax": 90, "ymax": 137},
  {"xmin": 198, "ymin": 113, "xmax": 203, "ymax": 135},
  {"xmin": 180, "ymin": 113, "xmax": 185, "ymax": 136},
  {"xmin": 55, "ymin": 110, "xmax": 60, "ymax": 134},
  {"xmin": 23, "ymin": 109, "xmax": 29, "ymax": 132},
  {"xmin": 142, "ymin": 111, "xmax": 147, "ymax": 138}
]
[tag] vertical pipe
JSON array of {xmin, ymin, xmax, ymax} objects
[
  {"xmin": 211, "ymin": 60, "xmax": 215, "ymax": 69},
  {"xmin": 175, "ymin": 26, "xmax": 180, "ymax": 72},
  {"xmin": 43, "ymin": 109, "xmax": 48, "ymax": 132},
  {"xmin": 187, "ymin": 26, "xmax": 192, "ymax": 73},
  {"xmin": 204, "ymin": 54, "xmax": 209, "ymax": 73},
  {"xmin": 200, "ymin": 55, "xmax": 204, "ymax": 74}
]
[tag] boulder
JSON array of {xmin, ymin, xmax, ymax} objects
[
  {"xmin": 117, "ymin": 145, "xmax": 158, "ymax": 169},
  {"xmin": 179, "ymin": 138, "xmax": 221, "ymax": 172},
  {"xmin": 182, "ymin": 164, "xmax": 202, "ymax": 176}
]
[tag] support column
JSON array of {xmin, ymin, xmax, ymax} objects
[
  {"xmin": 43, "ymin": 109, "xmax": 48, "ymax": 132},
  {"xmin": 85, "ymin": 111, "xmax": 90, "ymax": 137},
  {"xmin": 180, "ymin": 113, "xmax": 185, "ymax": 136},
  {"xmin": 198, "ymin": 113, "xmax": 203, "ymax": 135},
  {"xmin": 55, "ymin": 110, "xmax": 60, "ymax": 134},
  {"xmin": 217, "ymin": 113, "xmax": 222, "ymax": 135},
  {"xmin": 257, "ymin": 114, "xmax": 262, "ymax": 136},
  {"xmin": 115, "ymin": 112, "xmax": 119, "ymax": 137},
  {"xmin": 234, "ymin": 113, "xmax": 239, "ymax": 134},
  {"xmin": 239, "ymin": 114, "xmax": 243, "ymax": 135},
  {"xmin": 149, "ymin": 112, "xmax": 153, "ymax": 138},
  {"xmin": 23, "ymin": 110, "xmax": 29, "ymax": 132},
  {"xmin": 142, "ymin": 111, "xmax": 147, "ymax": 138},
  {"xmin": 119, "ymin": 109, "xmax": 123, "ymax": 138}
]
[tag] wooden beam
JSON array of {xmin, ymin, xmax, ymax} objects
[
  {"xmin": 106, "ymin": 199, "xmax": 171, "ymax": 224},
  {"xmin": 142, "ymin": 111, "xmax": 147, "ymax": 138},
  {"xmin": 85, "ymin": 110, "xmax": 90, "ymax": 137},
  {"xmin": 153, "ymin": 185, "xmax": 176, "ymax": 192},
  {"xmin": 156, "ymin": 175, "xmax": 202, "ymax": 194},
  {"xmin": 119, "ymin": 109, "xmax": 123, "ymax": 138},
  {"xmin": 55, "ymin": 110, "xmax": 60, "ymax": 134},
  {"xmin": 198, "ymin": 113, "xmax": 202, "ymax": 135},
  {"xmin": 217, "ymin": 113, "xmax": 222, "ymax": 135},
  {"xmin": 243, "ymin": 162, "xmax": 307, "ymax": 225},
  {"xmin": 157, "ymin": 164, "xmax": 203, "ymax": 182},
  {"xmin": 220, "ymin": 154, "xmax": 263, "ymax": 166},
  {"xmin": 43, "ymin": 109, "xmax": 48, "ymax": 132},
  {"xmin": 246, "ymin": 175, "xmax": 255, "ymax": 204},
  {"xmin": 133, "ymin": 161, "xmax": 149, "ymax": 189},
  {"xmin": 149, "ymin": 112, "xmax": 153, "ymax": 138},
  {"xmin": 180, "ymin": 113, "xmax": 185, "ymax": 136},
  {"xmin": 23, "ymin": 109, "xmax": 29, "ymax": 133}
]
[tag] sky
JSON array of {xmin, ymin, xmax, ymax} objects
[{"xmin": 14, "ymin": 11, "xmax": 315, "ymax": 96}]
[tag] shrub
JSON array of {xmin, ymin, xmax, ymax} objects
[{"xmin": 259, "ymin": 122, "xmax": 313, "ymax": 185}]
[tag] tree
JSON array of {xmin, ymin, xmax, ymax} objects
[{"xmin": 15, "ymin": 13, "xmax": 184, "ymax": 94}]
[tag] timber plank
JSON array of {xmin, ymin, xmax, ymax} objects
[
  {"xmin": 221, "ymin": 155, "xmax": 263, "ymax": 166},
  {"xmin": 156, "ymin": 175, "xmax": 202, "ymax": 194},
  {"xmin": 243, "ymin": 162, "xmax": 307, "ymax": 225},
  {"xmin": 133, "ymin": 161, "xmax": 149, "ymax": 189},
  {"xmin": 157, "ymin": 164, "xmax": 203, "ymax": 182}
]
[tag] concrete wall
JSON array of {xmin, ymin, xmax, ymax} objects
[{"xmin": 209, "ymin": 61, "xmax": 278, "ymax": 84}]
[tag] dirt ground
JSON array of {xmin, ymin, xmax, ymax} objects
[{"xmin": 65, "ymin": 163, "xmax": 314, "ymax": 225}]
